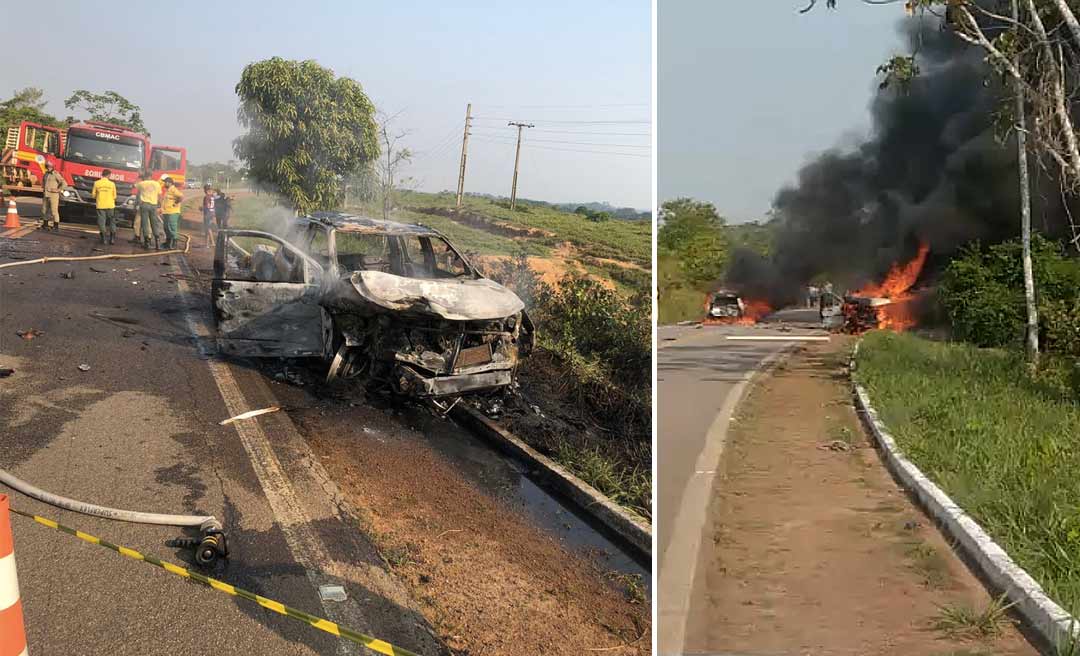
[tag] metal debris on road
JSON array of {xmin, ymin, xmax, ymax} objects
[
  {"xmin": 0, "ymin": 368, "xmax": 13, "ymax": 377},
  {"xmin": 60, "ymin": 271, "xmax": 75, "ymax": 279},
  {"xmin": 89, "ymin": 266, "xmax": 107, "ymax": 273},
  {"xmin": 16, "ymin": 329, "xmax": 42, "ymax": 340},
  {"xmin": 318, "ymin": 585, "xmax": 348, "ymax": 602},
  {"xmin": 819, "ymin": 440, "xmax": 851, "ymax": 452},
  {"xmin": 220, "ymin": 406, "xmax": 281, "ymax": 425},
  {"xmin": 77, "ymin": 364, "xmax": 90, "ymax": 372}
]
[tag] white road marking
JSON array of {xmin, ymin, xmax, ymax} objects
[
  {"xmin": 171, "ymin": 257, "xmax": 356, "ymax": 655},
  {"xmin": 657, "ymin": 346, "xmax": 790, "ymax": 655},
  {"xmin": 725, "ymin": 335, "xmax": 829, "ymax": 342}
]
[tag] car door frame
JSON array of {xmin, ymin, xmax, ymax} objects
[{"xmin": 211, "ymin": 229, "xmax": 333, "ymax": 358}]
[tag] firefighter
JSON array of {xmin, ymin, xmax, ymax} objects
[
  {"xmin": 41, "ymin": 163, "xmax": 66, "ymax": 232},
  {"xmin": 133, "ymin": 173, "xmax": 164, "ymax": 250},
  {"xmin": 160, "ymin": 176, "xmax": 184, "ymax": 250},
  {"xmin": 91, "ymin": 170, "xmax": 117, "ymax": 245}
]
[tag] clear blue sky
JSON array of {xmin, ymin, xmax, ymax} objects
[
  {"xmin": 659, "ymin": 1, "xmax": 907, "ymax": 222},
  {"xmin": 1, "ymin": 1, "xmax": 650, "ymax": 209}
]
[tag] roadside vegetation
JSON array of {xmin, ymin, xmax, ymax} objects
[
  {"xmin": 856, "ymin": 331, "xmax": 1080, "ymax": 615},
  {"xmin": 657, "ymin": 197, "xmax": 775, "ymax": 324}
]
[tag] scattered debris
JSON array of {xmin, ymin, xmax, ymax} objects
[
  {"xmin": 16, "ymin": 329, "xmax": 42, "ymax": 340},
  {"xmin": 89, "ymin": 266, "xmax": 107, "ymax": 273},
  {"xmin": 819, "ymin": 439, "xmax": 851, "ymax": 452},
  {"xmin": 77, "ymin": 364, "xmax": 91, "ymax": 372},
  {"xmin": 220, "ymin": 406, "xmax": 281, "ymax": 425},
  {"xmin": 318, "ymin": 585, "xmax": 347, "ymax": 602},
  {"xmin": 60, "ymin": 271, "xmax": 75, "ymax": 279},
  {"xmin": 0, "ymin": 368, "xmax": 13, "ymax": 378}
]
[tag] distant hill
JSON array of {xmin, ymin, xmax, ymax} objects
[{"xmin": 456, "ymin": 192, "xmax": 649, "ymax": 221}]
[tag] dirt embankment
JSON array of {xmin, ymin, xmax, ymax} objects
[
  {"xmin": 684, "ymin": 338, "xmax": 1036, "ymax": 656},
  {"xmin": 277, "ymin": 388, "xmax": 650, "ymax": 656}
]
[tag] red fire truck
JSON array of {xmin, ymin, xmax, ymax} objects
[{"xmin": 1, "ymin": 120, "xmax": 186, "ymax": 221}]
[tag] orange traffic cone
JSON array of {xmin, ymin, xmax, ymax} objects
[
  {"xmin": 0, "ymin": 495, "xmax": 28, "ymax": 656},
  {"xmin": 3, "ymin": 201, "xmax": 18, "ymax": 229}
]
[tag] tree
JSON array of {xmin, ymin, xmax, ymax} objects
[
  {"xmin": 233, "ymin": 57, "xmax": 379, "ymax": 215},
  {"xmin": 64, "ymin": 90, "xmax": 146, "ymax": 134},
  {"xmin": 658, "ymin": 198, "xmax": 731, "ymax": 285},
  {"xmin": 804, "ymin": 0, "xmax": 1064, "ymax": 366},
  {"xmin": 375, "ymin": 112, "xmax": 413, "ymax": 220},
  {"xmin": 0, "ymin": 87, "xmax": 63, "ymax": 131}
]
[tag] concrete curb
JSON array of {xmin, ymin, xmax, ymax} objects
[
  {"xmin": 450, "ymin": 405, "xmax": 651, "ymax": 560},
  {"xmin": 850, "ymin": 341, "xmax": 1078, "ymax": 651}
]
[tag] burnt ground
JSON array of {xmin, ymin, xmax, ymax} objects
[
  {"xmin": 682, "ymin": 337, "xmax": 1037, "ymax": 656},
  {"xmin": 258, "ymin": 372, "xmax": 651, "ymax": 656},
  {"xmin": 178, "ymin": 213, "xmax": 651, "ymax": 654}
]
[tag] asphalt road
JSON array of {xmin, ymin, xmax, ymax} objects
[
  {"xmin": 656, "ymin": 313, "xmax": 828, "ymax": 655},
  {"xmin": 0, "ymin": 227, "xmax": 442, "ymax": 655}
]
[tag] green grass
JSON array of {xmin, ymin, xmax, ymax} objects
[
  {"xmin": 398, "ymin": 190, "xmax": 651, "ymax": 266},
  {"xmin": 856, "ymin": 331, "xmax": 1080, "ymax": 614},
  {"xmin": 932, "ymin": 595, "xmax": 1014, "ymax": 639},
  {"xmin": 554, "ymin": 441, "xmax": 651, "ymax": 521}
]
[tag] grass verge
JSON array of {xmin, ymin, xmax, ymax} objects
[{"xmin": 855, "ymin": 331, "xmax": 1080, "ymax": 615}]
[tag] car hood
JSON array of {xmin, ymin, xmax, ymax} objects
[{"xmin": 347, "ymin": 271, "xmax": 525, "ymax": 321}]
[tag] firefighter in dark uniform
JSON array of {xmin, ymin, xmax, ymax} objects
[{"xmin": 41, "ymin": 163, "xmax": 65, "ymax": 232}]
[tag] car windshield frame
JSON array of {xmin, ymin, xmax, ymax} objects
[
  {"xmin": 330, "ymin": 228, "xmax": 477, "ymax": 280},
  {"xmin": 64, "ymin": 132, "xmax": 144, "ymax": 170}
]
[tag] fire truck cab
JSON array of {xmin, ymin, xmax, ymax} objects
[{"xmin": 1, "ymin": 120, "xmax": 186, "ymax": 221}]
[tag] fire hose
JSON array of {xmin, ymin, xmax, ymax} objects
[{"xmin": 0, "ymin": 225, "xmax": 227, "ymax": 564}]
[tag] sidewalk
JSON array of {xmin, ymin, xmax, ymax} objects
[{"xmin": 682, "ymin": 338, "xmax": 1036, "ymax": 656}]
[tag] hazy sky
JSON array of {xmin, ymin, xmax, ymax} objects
[
  {"xmin": 659, "ymin": 1, "xmax": 907, "ymax": 222},
  {"xmin": 1, "ymin": 1, "xmax": 650, "ymax": 209}
]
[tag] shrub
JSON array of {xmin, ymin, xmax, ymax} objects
[{"xmin": 937, "ymin": 236, "xmax": 1080, "ymax": 349}]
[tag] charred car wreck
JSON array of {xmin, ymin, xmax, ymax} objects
[{"xmin": 211, "ymin": 213, "xmax": 534, "ymax": 398}]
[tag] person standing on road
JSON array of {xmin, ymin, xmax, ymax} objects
[
  {"xmin": 160, "ymin": 176, "xmax": 184, "ymax": 250},
  {"xmin": 202, "ymin": 184, "xmax": 216, "ymax": 247},
  {"xmin": 133, "ymin": 173, "xmax": 164, "ymax": 250},
  {"xmin": 41, "ymin": 163, "xmax": 66, "ymax": 232},
  {"xmin": 214, "ymin": 188, "xmax": 232, "ymax": 229},
  {"xmin": 91, "ymin": 170, "xmax": 117, "ymax": 245}
]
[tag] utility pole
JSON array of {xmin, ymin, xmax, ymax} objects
[
  {"xmin": 1013, "ymin": 0, "xmax": 1039, "ymax": 370},
  {"xmin": 456, "ymin": 103, "xmax": 472, "ymax": 209},
  {"xmin": 508, "ymin": 121, "xmax": 534, "ymax": 210}
]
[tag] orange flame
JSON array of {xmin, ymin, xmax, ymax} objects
[
  {"xmin": 846, "ymin": 242, "xmax": 930, "ymax": 332},
  {"xmin": 702, "ymin": 295, "xmax": 773, "ymax": 326}
]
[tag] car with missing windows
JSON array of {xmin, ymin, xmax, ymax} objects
[{"xmin": 211, "ymin": 212, "xmax": 535, "ymax": 398}]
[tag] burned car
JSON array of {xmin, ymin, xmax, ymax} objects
[
  {"xmin": 211, "ymin": 213, "xmax": 534, "ymax": 398},
  {"xmin": 707, "ymin": 290, "xmax": 746, "ymax": 320}
]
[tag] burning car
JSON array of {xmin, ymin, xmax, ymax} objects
[
  {"xmin": 211, "ymin": 213, "xmax": 534, "ymax": 398},
  {"xmin": 706, "ymin": 290, "xmax": 746, "ymax": 320}
]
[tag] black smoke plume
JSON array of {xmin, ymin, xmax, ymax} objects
[{"xmin": 728, "ymin": 15, "xmax": 1074, "ymax": 307}]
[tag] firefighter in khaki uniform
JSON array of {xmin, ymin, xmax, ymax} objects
[
  {"xmin": 160, "ymin": 176, "xmax": 184, "ymax": 250},
  {"xmin": 133, "ymin": 173, "xmax": 164, "ymax": 250},
  {"xmin": 41, "ymin": 163, "xmax": 65, "ymax": 232},
  {"xmin": 91, "ymin": 170, "xmax": 118, "ymax": 245}
]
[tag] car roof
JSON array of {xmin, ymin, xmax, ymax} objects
[{"xmin": 300, "ymin": 211, "xmax": 440, "ymax": 236}]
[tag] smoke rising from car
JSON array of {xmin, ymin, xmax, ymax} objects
[{"xmin": 727, "ymin": 10, "xmax": 1076, "ymax": 308}]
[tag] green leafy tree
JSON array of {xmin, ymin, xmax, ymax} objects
[
  {"xmin": 658, "ymin": 198, "xmax": 731, "ymax": 284},
  {"xmin": 233, "ymin": 57, "xmax": 379, "ymax": 215},
  {"xmin": 64, "ymin": 90, "xmax": 146, "ymax": 133},
  {"xmin": 0, "ymin": 87, "xmax": 64, "ymax": 131}
]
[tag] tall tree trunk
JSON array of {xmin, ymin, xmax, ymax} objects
[{"xmin": 1015, "ymin": 0, "xmax": 1040, "ymax": 370}]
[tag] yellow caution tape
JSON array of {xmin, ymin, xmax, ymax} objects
[{"xmin": 10, "ymin": 507, "xmax": 421, "ymax": 656}]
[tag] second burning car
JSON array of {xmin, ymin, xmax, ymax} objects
[{"xmin": 211, "ymin": 212, "xmax": 534, "ymax": 398}]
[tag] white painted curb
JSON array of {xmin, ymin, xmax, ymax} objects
[{"xmin": 851, "ymin": 341, "xmax": 1078, "ymax": 651}]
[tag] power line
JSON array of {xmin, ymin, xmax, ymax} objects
[
  {"xmin": 476, "ymin": 102, "xmax": 648, "ymax": 109},
  {"xmin": 470, "ymin": 136, "xmax": 650, "ymax": 159},
  {"xmin": 470, "ymin": 132, "xmax": 649, "ymax": 148},
  {"xmin": 529, "ymin": 129, "xmax": 650, "ymax": 136},
  {"xmin": 471, "ymin": 117, "xmax": 650, "ymax": 125}
]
